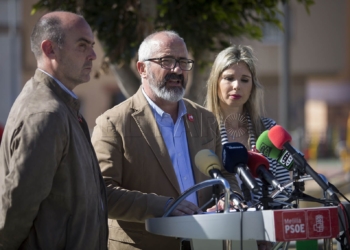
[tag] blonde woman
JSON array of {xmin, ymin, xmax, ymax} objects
[{"xmin": 205, "ymin": 45, "xmax": 291, "ymax": 205}]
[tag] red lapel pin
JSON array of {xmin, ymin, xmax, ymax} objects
[{"xmin": 187, "ymin": 114, "xmax": 194, "ymax": 122}]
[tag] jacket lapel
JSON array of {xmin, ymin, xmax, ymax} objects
[
  {"xmin": 131, "ymin": 88, "xmax": 181, "ymax": 194},
  {"xmin": 183, "ymin": 103, "xmax": 208, "ymax": 186}
]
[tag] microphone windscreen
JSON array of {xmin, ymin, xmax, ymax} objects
[
  {"xmin": 194, "ymin": 149, "xmax": 222, "ymax": 177},
  {"xmin": 256, "ymin": 130, "xmax": 281, "ymax": 159},
  {"xmin": 222, "ymin": 142, "xmax": 248, "ymax": 173},
  {"xmin": 247, "ymin": 151, "xmax": 270, "ymax": 178},
  {"xmin": 268, "ymin": 125, "xmax": 292, "ymax": 150}
]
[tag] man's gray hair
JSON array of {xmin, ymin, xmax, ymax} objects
[{"xmin": 138, "ymin": 30, "xmax": 183, "ymax": 62}]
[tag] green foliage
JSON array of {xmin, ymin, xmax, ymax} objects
[
  {"xmin": 32, "ymin": 0, "xmax": 145, "ymax": 65},
  {"xmin": 32, "ymin": 0, "xmax": 314, "ymax": 65}
]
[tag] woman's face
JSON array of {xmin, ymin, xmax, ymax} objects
[{"xmin": 217, "ymin": 62, "xmax": 253, "ymax": 113}]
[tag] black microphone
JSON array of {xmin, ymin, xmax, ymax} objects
[
  {"xmin": 268, "ymin": 125, "xmax": 340, "ymax": 204},
  {"xmin": 222, "ymin": 142, "xmax": 260, "ymax": 194}
]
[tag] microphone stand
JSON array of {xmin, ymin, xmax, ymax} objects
[
  {"xmin": 318, "ymin": 174, "xmax": 343, "ymax": 250},
  {"xmin": 240, "ymin": 182, "xmax": 252, "ymax": 204},
  {"xmin": 163, "ymin": 178, "xmax": 231, "ymax": 217},
  {"xmin": 284, "ymin": 144, "xmax": 340, "ymax": 204},
  {"xmin": 212, "ymin": 184, "xmax": 222, "ymax": 213},
  {"xmin": 285, "ymin": 168, "xmax": 328, "ymax": 205},
  {"xmin": 163, "ymin": 178, "xmax": 233, "ymax": 250},
  {"xmin": 259, "ymin": 181, "xmax": 273, "ymax": 210},
  {"xmin": 289, "ymin": 167, "xmax": 304, "ymax": 207},
  {"xmin": 293, "ymin": 166, "xmax": 305, "ymax": 190}
]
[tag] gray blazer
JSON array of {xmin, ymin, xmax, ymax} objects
[{"xmin": 0, "ymin": 70, "xmax": 108, "ymax": 250}]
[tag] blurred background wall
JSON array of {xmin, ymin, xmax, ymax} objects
[{"xmin": 0, "ymin": 0, "xmax": 349, "ymax": 159}]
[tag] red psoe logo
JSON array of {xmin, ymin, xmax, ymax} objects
[
  {"xmin": 273, "ymin": 207, "xmax": 339, "ymax": 241},
  {"xmin": 281, "ymin": 211, "xmax": 307, "ymax": 241},
  {"xmin": 307, "ymin": 210, "xmax": 333, "ymax": 239}
]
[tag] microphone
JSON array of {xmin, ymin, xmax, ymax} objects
[
  {"xmin": 222, "ymin": 142, "xmax": 260, "ymax": 194},
  {"xmin": 195, "ymin": 149, "xmax": 224, "ymax": 179},
  {"xmin": 247, "ymin": 151, "xmax": 287, "ymax": 195},
  {"xmin": 268, "ymin": 125, "xmax": 340, "ymax": 203},
  {"xmin": 194, "ymin": 149, "xmax": 244, "ymax": 209},
  {"xmin": 256, "ymin": 130, "xmax": 295, "ymax": 171}
]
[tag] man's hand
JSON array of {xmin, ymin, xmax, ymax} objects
[
  {"xmin": 206, "ymin": 199, "xmax": 247, "ymax": 212},
  {"xmin": 167, "ymin": 199, "xmax": 203, "ymax": 216}
]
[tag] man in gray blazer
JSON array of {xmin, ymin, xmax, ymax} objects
[
  {"xmin": 0, "ymin": 11, "xmax": 108, "ymax": 249},
  {"xmin": 91, "ymin": 30, "xmax": 241, "ymax": 250}
]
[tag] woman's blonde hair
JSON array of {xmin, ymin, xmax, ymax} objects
[{"xmin": 205, "ymin": 45, "xmax": 266, "ymax": 136}]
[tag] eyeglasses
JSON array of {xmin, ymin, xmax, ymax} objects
[{"xmin": 144, "ymin": 57, "xmax": 194, "ymax": 71}]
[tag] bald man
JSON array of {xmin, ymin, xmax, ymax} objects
[{"xmin": 0, "ymin": 11, "xmax": 108, "ymax": 249}]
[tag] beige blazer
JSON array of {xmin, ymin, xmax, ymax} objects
[{"xmin": 91, "ymin": 87, "xmax": 240, "ymax": 250}]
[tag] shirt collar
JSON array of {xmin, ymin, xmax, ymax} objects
[{"xmin": 38, "ymin": 68, "xmax": 78, "ymax": 99}]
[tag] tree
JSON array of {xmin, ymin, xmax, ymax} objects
[{"xmin": 32, "ymin": 0, "xmax": 313, "ymax": 104}]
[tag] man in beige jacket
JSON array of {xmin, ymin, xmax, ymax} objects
[
  {"xmin": 0, "ymin": 11, "xmax": 108, "ymax": 249},
  {"xmin": 92, "ymin": 30, "xmax": 242, "ymax": 250}
]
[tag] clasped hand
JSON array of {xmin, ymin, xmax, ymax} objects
[
  {"xmin": 207, "ymin": 197, "xmax": 247, "ymax": 212},
  {"xmin": 166, "ymin": 197, "xmax": 246, "ymax": 216}
]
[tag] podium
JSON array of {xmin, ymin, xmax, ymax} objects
[
  {"xmin": 145, "ymin": 207, "xmax": 339, "ymax": 250},
  {"xmin": 145, "ymin": 178, "xmax": 340, "ymax": 250},
  {"xmin": 146, "ymin": 211, "xmax": 271, "ymax": 250}
]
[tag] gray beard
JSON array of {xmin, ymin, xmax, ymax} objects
[{"xmin": 149, "ymin": 74, "xmax": 185, "ymax": 103}]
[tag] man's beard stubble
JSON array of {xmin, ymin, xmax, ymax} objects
[{"xmin": 149, "ymin": 72, "xmax": 186, "ymax": 103}]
